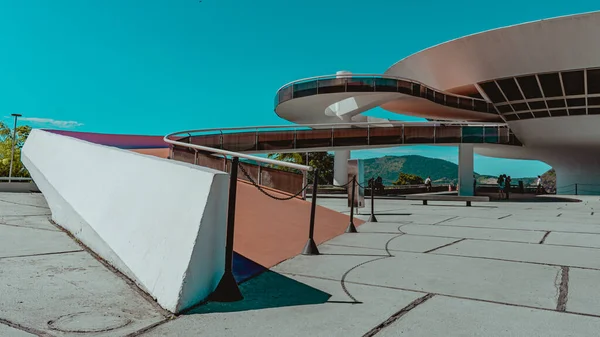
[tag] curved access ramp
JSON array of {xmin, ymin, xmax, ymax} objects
[
  {"xmin": 274, "ymin": 74, "xmax": 503, "ymax": 124},
  {"xmin": 166, "ymin": 121, "xmax": 521, "ymax": 155}
]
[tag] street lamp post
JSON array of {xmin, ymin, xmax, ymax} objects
[{"xmin": 8, "ymin": 113, "xmax": 22, "ymax": 183}]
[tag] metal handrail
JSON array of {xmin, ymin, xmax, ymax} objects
[
  {"xmin": 163, "ymin": 135, "xmax": 313, "ymax": 172},
  {"xmin": 275, "ymin": 73, "xmax": 486, "ymax": 101},
  {"xmin": 167, "ymin": 121, "xmax": 508, "ymax": 138}
]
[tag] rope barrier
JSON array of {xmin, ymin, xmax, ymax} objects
[{"xmin": 238, "ymin": 163, "xmax": 310, "ymax": 201}]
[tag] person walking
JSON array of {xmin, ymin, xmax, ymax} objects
[
  {"xmin": 505, "ymin": 175, "xmax": 512, "ymax": 200},
  {"xmin": 536, "ymin": 175, "xmax": 543, "ymax": 194}
]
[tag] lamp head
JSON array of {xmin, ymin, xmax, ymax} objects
[{"xmin": 11, "ymin": 113, "xmax": 22, "ymax": 117}]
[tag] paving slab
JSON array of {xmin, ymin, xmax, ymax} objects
[
  {"xmin": 0, "ymin": 323, "xmax": 36, "ymax": 337},
  {"xmin": 324, "ymin": 232, "xmax": 458, "ymax": 253},
  {"xmin": 442, "ymin": 216, "xmax": 600, "ymax": 235},
  {"xmin": 566, "ymin": 268, "xmax": 600, "ymax": 316},
  {"xmin": 272, "ymin": 254, "xmax": 377, "ymax": 281},
  {"xmin": 346, "ymin": 252, "xmax": 560, "ymax": 309},
  {"xmin": 143, "ymin": 274, "xmax": 423, "ymax": 337},
  {"xmin": 0, "ymin": 215, "xmax": 59, "ymax": 231},
  {"xmin": 0, "ymin": 225, "xmax": 82, "ymax": 258},
  {"xmin": 0, "ymin": 252, "xmax": 165, "ymax": 336},
  {"xmin": 400, "ymin": 224, "xmax": 545, "ymax": 243},
  {"xmin": 544, "ymin": 232, "xmax": 600, "ymax": 249},
  {"xmin": 352, "ymin": 222, "xmax": 404, "ymax": 233},
  {"xmin": 377, "ymin": 295, "xmax": 600, "ymax": 337},
  {"xmin": 434, "ymin": 239, "xmax": 600, "ymax": 270},
  {"xmin": 0, "ymin": 193, "xmax": 50, "ymax": 217}
]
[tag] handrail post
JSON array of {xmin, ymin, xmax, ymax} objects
[
  {"xmin": 209, "ymin": 156, "xmax": 243, "ymax": 302},
  {"xmin": 302, "ymin": 168, "xmax": 320, "ymax": 255},
  {"xmin": 346, "ymin": 176, "xmax": 358, "ymax": 233},
  {"xmin": 302, "ymin": 169, "xmax": 308, "ymax": 200},
  {"xmin": 368, "ymin": 179, "xmax": 378, "ymax": 223}
]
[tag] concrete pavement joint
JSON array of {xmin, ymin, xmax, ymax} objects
[
  {"xmin": 362, "ymin": 293, "xmax": 434, "ymax": 337},
  {"xmin": 557, "ymin": 213, "xmax": 563, "ymax": 217},
  {"xmin": 557, "ymin": 266, "xmax": 570, "ymax": 312},
  {"xmin": 123, "ymin": 318, "xmax": 174, "ymax": 337},
  {"xmin": 0, "ymin": 317, "xmax": 54, "ymax": 337},
  {"xmin": 0, "ymin": 222, "xmax": 59, "ymax": 232},
  {"xmin": 0, "ymin": 249, "xmax": 84, "ymax": 260},
  {"xmin": 340, "ymin": 256, "xmax": 389, "ymax": 303},
  {"xmin": 498, "ymin": 214, "xmax": 512, "ymax": 219},
  {"xmin": 539, "ymin": 231, "xmax": 551, "ymax": 244},
  {"xmin": 281, "ymin": 272, "xmax": 600, "ymax": 320},
  {"xmin": 423, "ymin": 238, "xmax": 466, "ymax": 253},
  {"xmin": 431, "ymin": 216, "xmax": 459, "ymax": 225},
  {"xmin": 0, "ymin": 199, "xmax": 50, "ymax": 209}
]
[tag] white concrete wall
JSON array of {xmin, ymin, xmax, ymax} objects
[
  {"xmin": 21, "ymin": 129, "xmax": 229, "ymax": 313},
  {"xmin": 458, "ymin": 144, "xmax": 474, "ymax": 196}
]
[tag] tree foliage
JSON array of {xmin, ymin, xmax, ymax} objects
[
  {"xmin": 392, "ymin": 172, "xmax": 424, "ymax": 185},
  {"xmin": 0, "ymin": 122, "xmax": 32, "ymax": 177},
  {"xmin": 267, "ymin": 152, "xmax": 334, "ymax": 185}
]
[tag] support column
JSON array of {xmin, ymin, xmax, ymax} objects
[
  {"xmin": 334, "ymin": 150, "xmax": 350, "ymax": 186},
  {"xmin": 458, "ymin": 144, "xmax": 474, "ymax": 196}
]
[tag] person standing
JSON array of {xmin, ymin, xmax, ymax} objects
[
  {"xmin": 424, "ymin": 176, "xmax": 432, "ymax": 192},
  {"xmin": 505, "ymin": 175, "xmax": 512, "ymax": 200},
  {"xmin": 536, "ymin": 175, "xmax": 542, "ymax": 194},
  {"xmin": 497, "ymin": 174, "xmax": 505, "ymax": 199}
]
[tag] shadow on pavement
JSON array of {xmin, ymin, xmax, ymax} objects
[{"xmin": 188, "ymin": 270, "xmax": 331, "ymax": 314}]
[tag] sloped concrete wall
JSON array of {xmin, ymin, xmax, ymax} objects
[{"xmin": 21, "ymin": 129, "xmax": 229, "ymax": 313}]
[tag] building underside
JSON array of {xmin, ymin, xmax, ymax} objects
[{"xmin": 273, "ymin": 11, "xmax": 600, "ymax": 195}]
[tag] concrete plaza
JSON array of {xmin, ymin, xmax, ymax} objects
[{"xmin": 2, "ymin": 192, "xmax": 600, "ymax": 336}]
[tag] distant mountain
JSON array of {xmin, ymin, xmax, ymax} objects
[{"xmin": 363, "ymin": 155, "xmax": 540, "ymax": 186}]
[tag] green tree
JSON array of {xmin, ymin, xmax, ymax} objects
[
  {"xmin": 267, "ymin": 152, "xmax": 334, "ymax": 184},
  {"xmin": 0, "ymin": 122, "xmax": 32, "ymax": 178},
  {"xmin": 392, "ymin": 172, "xmax": 424, "ymax": 185}
]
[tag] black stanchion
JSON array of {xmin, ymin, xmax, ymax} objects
[
  {"xmin": 209, "ymin": 156, "xmax": 243, "ymax": 302},
  {"xmin": 346, "ymin": 176, "xmax": 358, "ymax": 233},
  {"xmin": 302, "ymin": 168, "xmax": 320, "ymax": 255},
  {"xmin": 368, "ymin": 180, "xmax": 378, "ymax": 223}
]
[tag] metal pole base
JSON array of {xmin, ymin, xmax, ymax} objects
[
  {"xmin": 368, "ymin": 214, "xmax": 378, "ymax": 223},
  {"xmin": 345, "ymin": 221, "xmax": 358, "ymax": 233},
  {"xmin": 301, "ymin": 238, "xmax": 320, "ymax": 255},
  {"xmin": 209, "ymin": 271, "xmax": 243, "ymax": 302}
]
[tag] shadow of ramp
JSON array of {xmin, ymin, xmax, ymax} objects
[{"xmin": 188, "ymin": 270, "xmax": 331, "ymax": 314}]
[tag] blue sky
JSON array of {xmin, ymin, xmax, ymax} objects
[{"xmin": 1, "ymin": 1, "xmax": 597, "ymax": 177}]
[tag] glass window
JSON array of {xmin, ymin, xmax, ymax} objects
[
  {"xmin": 375, "ymin": 78, "xmax": 397, "ymax": 92},
  {"xmin": 566, "ymin": 98, "xmax": 586, "ymax": 107},
  {"xmin": 459, "ymin": 98, "xmax": 473, "ymax": 110},
  {"xmin": 435, "ymin": 91, "xmax": 445, "ymax": 104},
  {"xmin": 478, "ymin": 81, "xmax": 506, "ymax": 103},
  {"xmin": 398, "ymin": 81, "xmax": 412, "ymax": 94},
  {"xmin": 497, "ymin": 78, "xmax": 523, "ymax": 101},
  {"xmin": 516, "ymin": 75, "xmax": 543, "ymax": 99},
  {"xmin": 561, "ymin": 70, "xmax": 585, "ymax": 95},
  {"xmin": 412, "ymin": 83, "xmax": 421, "ymax": 97},
  {"xmin": 346, "ymin": 77, "xmax": 374, "ymax": 92},
  {"xmin": 587, "ymin": 69, "xmax": 600, "ymax": 94},
  {"xmin": 550, "ymin": 109, "xmax": 568, "ymax": 117},
  {"xmin": 510, "ymin": 102, "xmax": 529, "ymax": 111},
  {"xmin": 426, "ymin": 88, "xmax": 435, "ymax": 101},
  {"xmin": 533, "ymin": 110, "xmax": 550, "ymax": 118},
  {"xmin": 496, "ymin": 104, "xmax": 513, "ymax": 113},
  {"xmin": 293, "ymin": 81, "xmax": 318, "ymax": 98},
  {"xmin": 446, "ymin": 96, "xmax": 459, "ymax": 108},
  {"xmin": 317, "ymin": 78, "xmax": 346, "ymax": 94},
  {"xmin": 474, "ymin": 100, "xmax": 488, "ymax": 112},
  {"xmin": 588, "ymin": 96, "xmax": 600, "ymax": 106},
  {"xmin": 278, "ymin": 86, "xmax": 293, "ymax": 103},
  {"xmin": 538, "ymin": 73, "xmax": 563, "ymax": 97},
  {"xmin": 528, "ymin": 100, "xmax": 547, "ymax": 110}
]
